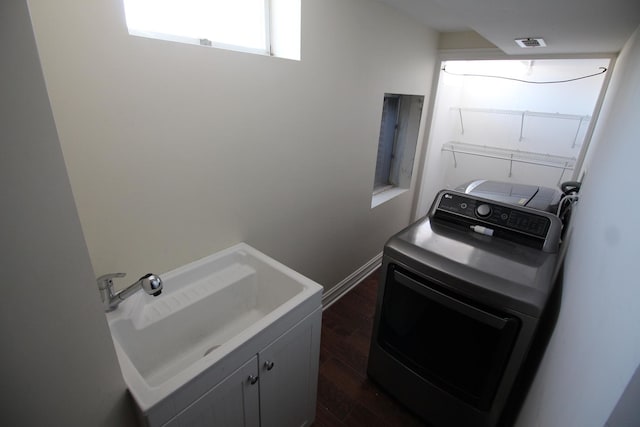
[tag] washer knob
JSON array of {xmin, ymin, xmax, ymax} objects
[{"xmin": 476, "ymin": 204, "xmax": 492, "ymax": 218}]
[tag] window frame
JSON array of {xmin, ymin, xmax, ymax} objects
[{"xmin": 123, "ymin": 0, "xmax": 274, "ymax": 57}]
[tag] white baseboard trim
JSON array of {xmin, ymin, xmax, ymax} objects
[{"xmin": 322, "ymin": 253, "xmax": 383, "ymax": 310}]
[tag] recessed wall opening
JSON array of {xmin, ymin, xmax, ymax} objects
[
  {"xmin": 416, "ymin": 57, "xmax": 611, "ymax": 217},
  {"xmin": 372, "ymin": 93, "xmax": 425, "ymax": 208}
]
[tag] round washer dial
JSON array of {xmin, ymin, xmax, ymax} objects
[{"xmin": 476, "ymin": 204, "xmax": 492, "ymax": 218}]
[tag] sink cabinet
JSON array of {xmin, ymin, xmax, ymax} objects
[
  {"xmin": 160, "ymin": 307, "xmax": 321, "ymax": 427},
  {"xmin": 164, "ymin": 356, "xmax": 260, "ymax": 427},
  {"xmin": 259, "ymin": 308, "xmax": 320, "ymax": 427}
]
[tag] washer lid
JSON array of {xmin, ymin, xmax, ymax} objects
[{"xmin": 456, "ymin": 180, "xmax": 561, "ymax": 213}]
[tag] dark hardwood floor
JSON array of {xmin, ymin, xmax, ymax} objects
[{"xmin": 314, "ymin": 269, "xmax": 428, "ymax": 427}]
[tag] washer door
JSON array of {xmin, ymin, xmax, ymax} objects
[{"xmin": 378, "ymin": 264, "xmax": 520, "ymax": 410}]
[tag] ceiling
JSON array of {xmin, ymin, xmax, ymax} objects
[{"xmin": 376, "ymin": 0, "xmax": 640, "ymax": 55}]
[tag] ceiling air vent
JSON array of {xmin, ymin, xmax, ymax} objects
[{"xmin": 515, "ymin": 37, "xmax": 547, "ymax": 48}]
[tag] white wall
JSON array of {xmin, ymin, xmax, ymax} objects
[
  {"xmin": 26, "ymin": 0, "xmax": 438, "ymax": 292},
  {"xmin": 0, "ymin": 1, "xmax": 136, "ymax": 425},
  {"xmin": 516, "ymin": 26, "xmax": 640, "ymax": 427},
  {"xmin": 438, "ymin": 31, "xmax": 498, "ymax": 50},
  {"xmin": 416, "ymin": 67, "xmax": 463, "ymax": 216}
]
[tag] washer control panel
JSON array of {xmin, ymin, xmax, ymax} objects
[{"xmin": 433, "ymin": 191, "xmax": 561, "ymax": 248}]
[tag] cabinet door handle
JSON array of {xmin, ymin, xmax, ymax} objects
[
  {"xmin": 248, "ymin": 375, "xmax": 259, "ymax": 385},
  {"xmin": 264, "ymin": 361, "xmax": 275, "ymax": 371}
]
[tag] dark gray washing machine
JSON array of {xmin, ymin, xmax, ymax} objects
[{"xmin": 367, "ymin": 190, "xmax": 563, "ymax": 427}]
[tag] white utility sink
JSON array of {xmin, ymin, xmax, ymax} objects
[{"xmin": 106, "ymin": 243, "xmax": 323, "ymax": 418}]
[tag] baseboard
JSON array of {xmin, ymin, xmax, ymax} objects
[{"xmin": 322, "ymin": 253, "xmax": 383, "ymax": 310}]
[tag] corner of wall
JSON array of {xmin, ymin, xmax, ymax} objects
[{"xmin": 438, "ymin": 30, "xmax": 499, "ymax": 50}]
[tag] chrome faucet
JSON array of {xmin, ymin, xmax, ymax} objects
[{"xmin": 97, "ymin": 272, "xmax": 163, "ymax": 312}]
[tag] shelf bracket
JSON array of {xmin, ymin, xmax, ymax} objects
[
  {"xmin": 571, "ymin": 117, "xmax": 585, "ymax": 148},
  {"xmin": 519, "ymin": 112, "xmax": 526, "ymax": 142},
  {"xmin": 509, "ymin": 154, "xmax": 514, "ymax": 177},
  {"xmin": 458, "ymin": 108, "xmax": 465, "ymax": 135},
  {"xmin": 451, "ymin": 148, "xmax": 458, "ymax": 168},
  {"xmin": 558, "ymin": 161, "xmax": 569, "ymax": 185}
]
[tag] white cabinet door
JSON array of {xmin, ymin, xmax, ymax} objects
[
  {"xmin": 259, "ymin": 308, "xmax": 321, "ymax": 427},
  {"xmin": 164, "ymin": 356, "xmax": 260, "ymax": 427}
]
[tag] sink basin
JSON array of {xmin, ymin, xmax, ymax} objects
[{"xmin": 106, "ymin": 243, "xmax": 323, "ymax": 413}]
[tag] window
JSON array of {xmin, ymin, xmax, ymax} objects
[
  {"xmin": 122, "ymin": 0, "xmax": 300, "ymax": 60},
  {"xmin": 372, "ymin": 94, "xmax": 425, "ymax": 207}
]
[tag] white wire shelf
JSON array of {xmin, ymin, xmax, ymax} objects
[
  {"xmin": 441, "ymin": 141, "xmax": 576, "ymax": 184},
  {"xmin": 452, "ymin": 107, "xmax": 591, "ymax": 121},
  {"xmin": 451, "ymin": 107, "xmax": 591, "ymax": 147}
]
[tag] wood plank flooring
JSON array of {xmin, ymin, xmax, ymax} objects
[{"xmin": 313, "ymin": 270, "xmax": 428, "ymax": 427}]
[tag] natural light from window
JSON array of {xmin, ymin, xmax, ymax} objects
[{"xmin": 122, "ymin": 0, "xmax": 301, "ymax": 59}]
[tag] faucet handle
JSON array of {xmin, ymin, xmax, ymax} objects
[
  {"xmin": 139, "ymin": 273, "xmax": 163, "ymax": 296},
  {"xmin": 97, "ymin": 272, "xmax": 126, "ymax": 289}
]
